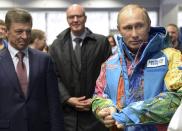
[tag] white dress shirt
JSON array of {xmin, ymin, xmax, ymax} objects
[
  {"xmin": 8, "ymin": 43, "xmax": 30, "ymax": 79},
  {"xmin": 71, "ymin": 30, "xmax": 86, "ymax": 50}
]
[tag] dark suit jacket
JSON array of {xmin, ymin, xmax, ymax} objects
[
  {"xmin": 0, "ymin": 48, "xmax": 64, "ymax": 131},
  {"xmin": 49, "ymin": 28, "xmax": 111, "ymax": 131}
]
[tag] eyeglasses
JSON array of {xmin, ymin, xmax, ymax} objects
[{"xmin": 67, "ymin": 15, "xmax": 85, "ymax": 20}]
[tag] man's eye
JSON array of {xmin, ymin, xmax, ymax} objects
[
  {"xmin": 136, "ymin": 24, "xmax": 144, "ymax": 29},
  {"xmin": 26, "ymin": 30, "xmax": 31, "ymax": 34},
  {"xmin": 77, "ymin": 15, "xmax": 83, "ymax": 18},
  {"xmin": 68, "ymin": 16, "xmax": 74, "ymax": 19},
  {"xmin": 16, "ymin": 30, "xmax": 23, "ymax": 34},
  {"xmin": 68, "ymin": 15, "xmax": 83, "ymax": 19},
  {"xmin": 15, "ymin": 30, "xmax": 31, "ymax": 34},
  {"xmin": 124, "ymin": 26, "xmax": 132, "ymax": 30}
]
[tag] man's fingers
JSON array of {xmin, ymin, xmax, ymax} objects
[
  {"xmin": 82, "ymin": 107, "xmax": 90, "ymax": 111},
  {"xmin": 75, "ymin": 106, "xmax": 90, "ymax": 111},
  {"xmin": 77, "ymin": 96, "xmax": 86, "ymax": 101},
  {"xmin": 105, "ymin": 124, "xmax": 114, "ymax": 128},
  {"xmin": 115, "ymin": 121, "xmax": 124, "ymax": 129},
  {"xmin": 104, "ymin": 119, "xmax": 115, "ymax": 125},
  {"xmin": 104, "ymin": 115, "xmax": 113, "ymax": 120},
  {"xmin": 103, "ymin": 115, "xmax": 115, "ymax": 124},
  {"xmin": 108, "ymin": 107, "xmax": 116, "ymax": 114},
  {"xmin": 75, "ymin": 105, "xmax": 84, "ymax": 108},
  {"xmin": 98, "ymin": 110, "xmax": 110, "ymax": 118}
]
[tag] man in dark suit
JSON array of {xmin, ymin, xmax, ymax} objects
[
  {"xmin": 49, "ymin": 4, "xmax": 111, "ymax": 131},
  {"xmin": 0, "ymin": 8, "xmax": 64, "ymax": 131}
]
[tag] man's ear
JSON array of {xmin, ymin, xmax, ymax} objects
[
  {"xmin": 148, "ymin": 25, "xmax": 151, "ymax": 33},
  {"xmin": 84, "ymin": 15, "xmax": 87, "ymax": 23},
  {"xmin": 117, "ymin": 25, "xmax": 120, "ymax": 32}
]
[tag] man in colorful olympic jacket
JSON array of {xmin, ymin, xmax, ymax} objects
[{"xmin": 92, "ymin": 4, "xmax": 182, "ymax": 131}]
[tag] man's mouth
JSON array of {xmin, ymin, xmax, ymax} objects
[{"xmin": 130, "ymin": 41, "xmax": 141, "ymax": 45}]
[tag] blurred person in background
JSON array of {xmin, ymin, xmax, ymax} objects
[
  {"xmin": 166, "ymin": 23, "xmax": 182, "ymax": 52},
  {"xmin": 43, "ymin": 44, "xmax": 49, "ymax": 53},
  {"xmin": 29, "ymin": 29, "xmax": 47, "ymax": 51},
  {"xmin": 107, "ymin": 34, "xmax": 117, "ymax": 54},
  {"xmin": 0, "ymin": 19, "xmax": 8, "ymax": 50},
  {"xmin": 108, "ymin": 34, "xmax": 116, "ymax": 47}
]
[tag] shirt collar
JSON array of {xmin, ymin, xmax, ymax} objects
[
  {"xmin": 71, "ymin": 29, "xmax": 86, "ymax": 41},
  {"xmin": 8, "ymin": 43, "xmax": 28, "ymax": 58}
]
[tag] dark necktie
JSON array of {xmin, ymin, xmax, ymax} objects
[
  {"xmin": 16, "ymin": 51, "xmax": 28, "ymax": 96},
  {"xmin": 74, "ymin": 38, "xmax": 82, "ymax": 69}
]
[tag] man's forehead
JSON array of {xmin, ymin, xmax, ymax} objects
[
  {"xmin": 0, "ymin": 25, "xmax": 6, "ymax": 29},
  {"xmin": 167, "ymin": 26, "xmax": 178, "ymax": 31},
  {"xmin": 119, "ymin": 8, "xmax": 147, "ymax": 25},
  {"xmin": 9, "ymin": 23, "xmax": 32, "ymax": 30},
  {"xmin": 121, "ymin": 7, "xmax": 143, "ymax": 18},
  {"xmin": 67, "ymin": 6, "xmax": 83, "ymax": 15}
]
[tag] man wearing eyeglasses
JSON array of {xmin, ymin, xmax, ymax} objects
[{"xmin": 49, "ymin": 4, "xmax": 111, "ymax": 131}]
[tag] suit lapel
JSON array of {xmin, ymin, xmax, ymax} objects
[
  {"xmin": 27, "ymin": 48, "xmax": 39, "ymax": 99},
  {"xmin": 60, "ymin": 38, "xmax": 79, "ymax": 73},
  {"xmin": 0, "ymin": 49, "xmax": 23, "ymax": 95}
]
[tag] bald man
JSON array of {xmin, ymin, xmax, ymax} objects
[
  {"xmin": 92, "ymin": 4, "xmax": 182, "ymax": 131},
  {"xmin": 49, "ymin": 4, "xmax": 111, "ymax": 131}
]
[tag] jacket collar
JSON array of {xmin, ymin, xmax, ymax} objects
[
  {"xmin": 57, "ymin": 27, "xmax": 97, "ymax": 42},
  {"xmin": 117, "ymin": 27, "xmax": 169, "ymax": 64},
  {"xmin": 120, "ymin": 27, "xmax": 169, "ymax": 55}
]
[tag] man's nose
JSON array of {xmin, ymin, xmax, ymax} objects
[
  {"xmin": 73, "ymin": 16, "xmax": 78, "ymax": 21},
  {"xmin": 168, "ymin": 32, "xmax": 172, "ymax": 36},
  {"xmin": 0, "ymin": 28, "xmax": 3, "ymax": 33},
  {"xmin": 131, "ymin": 28, "xmax": 138, "ymax": 38}
]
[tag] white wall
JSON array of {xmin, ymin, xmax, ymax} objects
[{"xmin": 0, "ymin": 0, "xmax": 160, "ymax": 8}]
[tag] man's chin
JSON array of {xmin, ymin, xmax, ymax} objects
[
  {"xmin": 17, "ymin": 43, "xmax": 28, "ymax": 50},
  {"xmin": 131, "ymin": 45, "xmax": 140, "ymax": 50},
  {"xmin": 72, "ymin": 30, "xmax": 83, "ymax": 36},
  {"xmin": 128, "ymin": 46, "xmax": 140, "ymax": 54}
]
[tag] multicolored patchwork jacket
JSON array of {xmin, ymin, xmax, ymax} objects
[{"xmin": 92, "ymin": 27, "xmax": 182, "ymax": 131}]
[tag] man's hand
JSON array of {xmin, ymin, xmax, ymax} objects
[
  {"xmin": 97, "ymin": 107, "xmax": 116, "ymax": 128},
  {"xmin": 115, "ymin": 121, "xmax": 124, "ymax": 129},
  {"xmin": 67, "ymin": 96, "xmax": 91, "ymax": 111}
]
